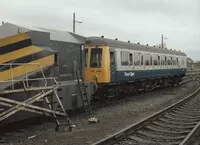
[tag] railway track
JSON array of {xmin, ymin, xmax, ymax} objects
[{"xmin": 92, "ymin": 79, "xmax": 200, "ymax": 145}]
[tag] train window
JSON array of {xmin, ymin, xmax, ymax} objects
[
  {"xmin": 167, "ymin": 59, "xmax": 170, "ymax": 65},
  {"xmin": 173, "ymin": 59, "xmax": 176, "ymax": 65},
  {"xmin": 121, "ymin": 51, "xmax": 129, "ymax": 66},
  {"xmin": 165, "ymin": 56, "xmax": 167, "ymax": 65},
  {"xmin": 129, "ymin": 53, "xmax": 133, "ymax": 65},
  {"xmin": 150, "ymin": 55, "xmax": 152, "ymax": 65},
  {"xmin": 134, "ymin": 53, "xmax": 140, "ymax": 66},
  {"xmin": 171, "ymin": 57, "xmax": 173, "ymax": 65},
  {"xmin": 182, "ymin": 59, "xmax": 185, "ymax": 65},
  {"xmin": 161, "ymin": 56, "xmax": 164, "ymax": 65},
  {"xmin": 153, "ymin": 60, "xmax": 157, "ymax": 65},
  {"xmin": 177, "ymin": 58, "xmax": 179, "ymax": 65},
  {"xmin": 168, "ymin": 57, "xmax": 170, "ymax": 65},
  {"xmin": 153, "ymin": 55, "xmax": 158, "ymax": 65},
  {"xmin": 84, "ymin": 49, "xmax": 88, "ymax": 67},
  {"xmin": 144, "ymin": 54, "xmax": 150, "ymax": 66},
  {"xmin": 90, "ymin": 48, "xmax": 102, "ymax": 68},
  {"xmin": 141, "ymin": 55, "xmax": 143, "ymax": 65},
  {"xmin": 110, "ymin": 51, "xmax": 115, "ymax": 66},
  {"xmin": 173, "ymin": 57, "xmax": 177, "ymax": 65},
  {"xmin": 158, "ymin": 56, "xmax": 160, "ymax": 65}
]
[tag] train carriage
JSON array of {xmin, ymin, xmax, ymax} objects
[{"xmin": 84, "ymin": 36, "xmax": 187, "ymax": 97}]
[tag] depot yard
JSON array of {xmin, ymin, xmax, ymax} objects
[{"xmin": 1, "ymin": 81, "xmax": 198, "ymax": 145}]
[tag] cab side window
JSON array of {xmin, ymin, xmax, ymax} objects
[
  {"xmin": 90, "ymin": 48, "xmax": 102, "ymax": 68},
  {"xmin": 84, "ymin": 49, "xmax": 88, "ymax": 67},
  {"xmin": 110, "ymin": 51, "xmax": 115, "ymax": 66}
]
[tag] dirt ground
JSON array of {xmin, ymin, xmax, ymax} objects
[{"xmin": 1, "ymin": 81, "xmax": 199, "ymax": 145}]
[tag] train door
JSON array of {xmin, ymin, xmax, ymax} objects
[{"xmin": 110, "ymin": 51, "xmax": 117, "ymax": 82}]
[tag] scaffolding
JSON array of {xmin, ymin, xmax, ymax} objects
[{"xmin": 0, "ymin": 63, "xmax": 73, "ymax": 131}]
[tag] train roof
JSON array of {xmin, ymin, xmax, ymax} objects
[
  {"xmin": 86, "ymin": 37, "xmax": 186, "ymax": 56},
  {"xmin": 0, "ymin": 22, "xmax": 86, "ymax": 44}
]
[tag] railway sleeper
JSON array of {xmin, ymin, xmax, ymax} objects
[
  {"xmin": 127, "ymin": 135, "xmax": 152, "ymax": 144},
  {"xmin": 181, "ymin": 104, "xmax": 200, "ymax": 109},
  {"xmin": 146, "ymin": 124, "xmax": 191, "ymax": 134},
  {"xmin": 137, "ymin": 130, "xmax": 185, "ymax": 141},
  {"xmin": 164, "ymin": 114, "xmax": 200, "ymax": 122},
  {"xmin": 119, "ymin": 139, "xmax": 138, "ymax": 145},
  {"xmin": 139, "ymin": 128, "xmax": 188, "ymax": 139},
  {"xmin": 156, "ymin": 119, "xmax": 196, "ymax": 128},
  {"xmin": 129, "ymin": 133, "xmax": 164, "ymax": 145},
  {"xmin": 145, "ymin": 125, "xmax": 190, "ymax": 135},
  {"xmin": 183, "ymin": 103, "xmax": 200, "ymax": 107},
  {"xmin": 128, "ymin": 132, "xmax": 181, "ymax": 145},
  {"xmin": 152, "ymin": 121, "xmax": 194, "ymax": 129},
  {"xmin": 183, "ymin": 99, "xmax": 200, "ymax": 104},
  {"xmin": 158, "ymin": 117, "xmax": 198, "ymax": 126},
  {"xmin": 172, "ymin": 110, "xmax": 200, "ymax": 117},
  {"xmin": 175, "ymin": 107, "xmax": 200, "ymax": 114},
  {"xmin": 178, "ymin": 106, "xmax": 200, "ymax": 112},
  {"xmin": 168, "ymin": 112, "xmax": 200, "ymax": 120}
]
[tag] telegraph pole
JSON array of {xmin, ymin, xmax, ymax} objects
[
  {"xmin": 72, "ymin": 13, "xmax": 82, "ymax": 34},
  {"xmin": 73, "ymin": 13, "xmax": 75, "ymax": 33},
  {"xmin": 161, "ymin": 34, "xmax": 164, "ymax": 48},
  {"xmin": 161, "ymin": 34, "xmax": 167, "ymax": 48}
]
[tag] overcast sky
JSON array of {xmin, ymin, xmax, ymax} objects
[{"xmin": 0, "ymin": 0, "xmax": 199, "ymax": 60}]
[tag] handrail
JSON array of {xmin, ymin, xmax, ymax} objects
[
  {"xmin": 9, "ymin": 64, "xmax": 14, "ymax": 90},
  {"xmin": 0, "ymin": 77, "xmax": 57, "ymax": 83},
  {"xmin": 0, "ymin": 63, "xmax": 40, "ymax": 66},
  {"xmin": 0, "ymin": 63, "xmax": 50, "ymax": 90}
]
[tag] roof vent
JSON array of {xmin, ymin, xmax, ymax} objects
[
  {"xmin": 101, "ymin": 36, "xmax": 104, "ymax": 38},
  {"xmin": 137, "ymin": 42, "xmax": 140, "ymax": 44},
  {"xmin": 115, "ymin": 38, "xmax": 118, "ymax": 40},
  {"xmin": 128, "ymin": 40, "xmax": 130, "ymax": 43},
  {"xmin": 153, "ymin": 45, "xmax": 155, "ymax": 47},
  {"xmin": 146, "ymin": 44, "xmax": 149, "ymax": 46},
  {"xmin": 2, "ymin": 21, "xmax": 4, "ymax": 25}
]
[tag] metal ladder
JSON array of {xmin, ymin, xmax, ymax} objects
[
  {"xmin": 76, "ymin": 67, "xmax": 92, "ymax": 116},
  {"xmin": 42, "ymin": 79, "xmax": 73, "ymax": 131}
]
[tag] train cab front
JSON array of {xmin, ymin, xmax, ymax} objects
[{"xmin": 84, "ymin": 45, "xmax": 110, "ymax": 84}]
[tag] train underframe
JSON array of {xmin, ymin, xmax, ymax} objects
[{"xmin": 92, "ymin": 75, "xmax": 184, "ymax": 103}]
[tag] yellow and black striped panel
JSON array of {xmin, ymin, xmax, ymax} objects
[
  {"xmin": 0, "ymin": 33, "xmax": 30, "ymax": 47},
  {"xmin": 0, "ymin": 33, "xmax": 31, "ymax": 54},
  {"xmin": 0, "ymin": 33, "xmax": 55, "ymax": 82}
]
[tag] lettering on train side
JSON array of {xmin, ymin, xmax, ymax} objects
[{"xmin": 124, "ymin": 72, "xmax": 135, "ymax": 77}]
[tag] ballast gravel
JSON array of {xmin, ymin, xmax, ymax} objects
[{"xmin": 1, "ymin": 81, "xmax": 199, "ymax": 145}]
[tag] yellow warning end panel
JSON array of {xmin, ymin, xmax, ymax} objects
[{"xmin": 0, "ymin": 33, "xmax": 55, "ymax": 82}]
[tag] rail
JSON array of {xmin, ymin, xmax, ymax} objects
[{"xmin": 92, "ymin": 79, "xmax": 200, "ymax": 145}]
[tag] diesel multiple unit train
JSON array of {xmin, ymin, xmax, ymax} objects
[{"xmin": 84, "ymin": 37, "xmax": 187, "ymax": 99}]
